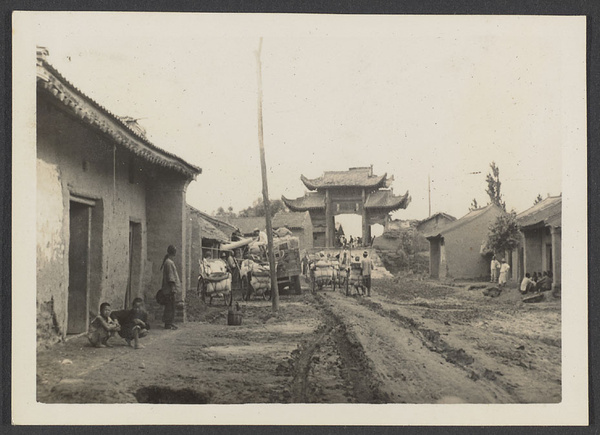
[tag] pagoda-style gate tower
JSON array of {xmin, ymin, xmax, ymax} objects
[{"xmin": 282, "ymin": 166, "xmax": 410, "ymax": 248}]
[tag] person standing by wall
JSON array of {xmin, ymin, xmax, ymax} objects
[
  {"xmin": 498, "ymin": 258, "xmax": 510, "ymax": 288},
  {"xmin": 161, "ymin": 245, "xmax": 180, "ymax": 330},
  {"xmin": 490, "ymin": 255, "xmax": 500, "ymax": 283}
]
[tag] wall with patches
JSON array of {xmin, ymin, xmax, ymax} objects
[{"xmin": 36, "ymin": 95, "xmax": 190, "ymax": 346}]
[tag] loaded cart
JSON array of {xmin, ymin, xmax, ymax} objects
[
  {"xmin": 197, "ymin": 257, "xmax": 232, "ymax": 305},
  {"xmin": 310, "ymin": 257, "xmax": 337, "ymax": 292},
  {"xmin": 220, "ymin": 234, "xmax": 303, "ymax": 299}
]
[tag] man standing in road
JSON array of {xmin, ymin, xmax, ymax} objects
[{"xmin": 360, "ymin": 250, "xmax": 375, "ymax": 297}]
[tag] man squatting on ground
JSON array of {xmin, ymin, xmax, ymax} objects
[
  {"xmin": 111, "ymin": 297, "xmax": 150, "ymax": 349},
  {"xmin": 520, "ymin": 273, "xmax": 537, "ymax": 295},
  {"xmin": 161, "ymin": 245, "xmax": 180, "ymax": 330},
  {"xmin": 87, "ymin": 302, "xmax": 121, "ymax": 348}
]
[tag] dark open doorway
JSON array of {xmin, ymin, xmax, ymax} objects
[{"xmin": 68, "ymin": 200, "xmax": 91, "ymax": 334}]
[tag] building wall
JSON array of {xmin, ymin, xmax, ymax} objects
[
  {"xmin": 442, "ymin": 209, "xmax": 503, "ymax": 280},
  {"xmin": 36, "ymin": 96, "xmax": 191, "ymax": 345},
  {"xmin": 523, "ymin": 228, "xmax": 544, "ymax": 274},
  {"xmin": 145, "ymin": 170, "xmax": 190, "ymax": 304},
  {"xmin": 302, "ymin": 212, "xmax": 314, "ymax": 250},
  {"xmin": 186, "ymin": 211, "xmax": 203, "ymax": 294}
]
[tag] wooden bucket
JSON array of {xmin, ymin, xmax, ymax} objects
[{"xmin": 227, "ymin": 311, "xmax": 242, "ymax": 326}]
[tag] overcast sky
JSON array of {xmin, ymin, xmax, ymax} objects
[{"xmin": 26, "ymin": 13, "xmax": 584, "ymax": 231}]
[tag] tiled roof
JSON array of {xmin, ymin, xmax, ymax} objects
[
  {"xmin": 301, "ymin": 167, "xmax": 389, "ymax": 190},
  {"xmin": 188, "ymin": 207, "xmax": 229, "ymax": 242},
  {"xmin": 417, "ymin": 212, "xmax": 456, "ymax": 227},
  {"xmin": 282, "ymin": 192, "xmax": 326, "ymax": 211},
  {"xmin": 283, "ymin": 190, "xmax": 410, "ymax": 212},
  {"xmin": 364, "ymin": 190, "xmax": 411, "ymax": 210},
  {"xmin": 517, "ymin": 196, "xmax": 562, "ymax": 229},
  {"xmin": 425, "ymin": 204, "xmax": 503, "ymax": 239},
  {"xmin": 223, "ymin": 217, "xmax": 268, "ymax": 235},
  {"xmin": 272, "ymin": 211, "xmax": 309, "ymax": 229},
  {"xmin": 36, "ymin": 50, "xmax": 201, "ymax": 178}
]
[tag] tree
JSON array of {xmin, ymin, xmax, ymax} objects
[
  {"xmin": 469, "ymin": 198, "xmax": 479, "ymax": 211},
  {"xmin": 214, "ymin": 206, "xmax": 236, "ymax": 218},
  {"xmin": 485, "ymin": 161, "xmax": 506, "ymax": 211},
  {"xmin": 534, "ymin": 194, "xmax": 543, "ymax": 205},
  {"xmin": 238, "ymin": 197, "xmax": 287, "ymax": 218},
  {"xmin": 486, "ymin": 211, "xmax": 520, "ymax": 256}
]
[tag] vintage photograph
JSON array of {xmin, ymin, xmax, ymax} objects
[{"xmin": 12, "ymin": 12, "xmax": 587, "ymax": 425}]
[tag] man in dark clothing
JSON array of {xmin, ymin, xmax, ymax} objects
[
  {"xmin": 360, "ymin": 251, "xmax": 375, "ymax": 297},
  {"xmin": 161, "ymin": 245, "xmax": 180, "ymax": 330},
  {"xmin": 111, "ymin": 298, "xmax": 149, "ymax": 349}
]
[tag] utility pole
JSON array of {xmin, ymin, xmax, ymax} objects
[
  {"xmin": 255, "ymin": 37, "xmax": 279, "ymax": 313},
  {"xmin": 428, "ymin": 174, "xmax": 431, "ymax": 217}
]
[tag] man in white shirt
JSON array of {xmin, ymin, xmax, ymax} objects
[
  {"xmin": 498, "ymin": 259, "xmax": 510, "ymax": 287},
  {"xmin": 520, "ymin": 273, "xmax": 536, "ymax": 294},
  {"xmin": 490, "ymin": 255, "xmax": 500, "ymax": 283}
]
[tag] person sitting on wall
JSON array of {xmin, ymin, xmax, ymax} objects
[
  {"xmin": 111, "ymin": 297, "xmax": 150, "ymax": 349},
  {"xmin": 520, "ymin": 273, "xmax": 537, "ymax": 295},
  {"xmin": 87, "ymin": 302, "xmax": 121, "ymax": 348},
  {"xmin": 535, "ymin": 271, "xmax": 553, "ymax": 292}
]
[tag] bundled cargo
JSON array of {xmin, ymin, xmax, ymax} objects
[{"xmin": 197, "ymin": 258, "xmax": 232, "ymax": 305}]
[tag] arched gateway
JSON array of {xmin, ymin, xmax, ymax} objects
[{"xmin": 282, "ymin": 166, "xmax": 411, "ymax": 248}]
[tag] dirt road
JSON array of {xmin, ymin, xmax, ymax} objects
[{"xmin": 37, "ymin": 276, "xmax": 560, "ymax": 404}]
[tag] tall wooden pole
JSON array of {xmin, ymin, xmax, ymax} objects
[
  {"xmin": 256, "ymin": 38, "xmax": 279, "ymax": 313},
  {"xmin": 428, "ymin": 174, "xmax": 431, "ymax": 217}
]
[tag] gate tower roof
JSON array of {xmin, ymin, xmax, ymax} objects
[
  {"xmin": 301, "ymin": 167, "xmax": 392, "ymax": 191},
  {"xmin": 282, "ymin": 189, "xmax": 410, "ymax": 213}
]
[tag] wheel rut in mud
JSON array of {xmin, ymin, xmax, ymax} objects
[
  {"xmin": 354, "ymin": 297, "xmax": 521, "ymax": 396},
  {"xmin": 285, "ymin": 293, "xmax": 389, "ymax": 403}
]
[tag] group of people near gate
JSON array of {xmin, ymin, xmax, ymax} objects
[
  {"xmin": 302, "ymin": 249, "xmax": 375, "ymax": 296},
  {"xmin": 87, "ymin": 244, "xmax": 182, "ymax": 350},
  {"xmin": 490, "ymin": 254, "xmax": 553, "ymax": 295}
]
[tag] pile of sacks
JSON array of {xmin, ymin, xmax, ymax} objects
[{"xmin": 313, "ymin": 259, "xmax": 335, "ymax": 279}]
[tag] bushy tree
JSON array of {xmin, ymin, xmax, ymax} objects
[
  {"xmin": 486, "ymin": 211, "xmax": 520, "ymax": 255},
  {"xmin": 485, "ymin": 162, "xmax": 506, "ymax": 211},
  {"xmin": 238, "ymin": 197, "xmax": 287, "ymax": 218},
  {"xmin": 213, "ymin": 206, "xmax": 236, "ymax": 218}
]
